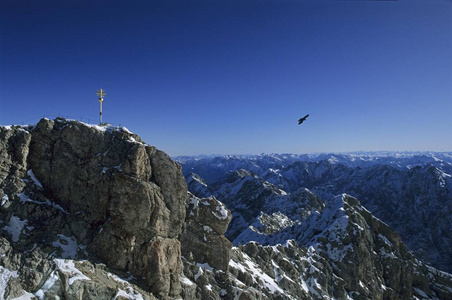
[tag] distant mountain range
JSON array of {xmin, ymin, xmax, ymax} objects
[
  {"xmin": 2, "ymin": 119, "xmax": 451, "ymax": 299},
  {"xmin": 176, "ymin": 152, "xmax": 452, "ymax": 274}
]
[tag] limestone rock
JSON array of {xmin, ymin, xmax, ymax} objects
[
  {"xmin": 180, "ymin": 194, "xmax": 232, "ymax": 272},
  {"xmin": 0, "ymin": 237, "xmax": 157, "ymax": 300},
  {"xmin": 3, "ymin": 119, "xmax": 452, "ymax": 300},
  {"xmin": 0, "ymin": 126, "xmax": 31, "ymax": 206},
  {"xmin": 0, "ymin": 118, "xmax": 187, "ymax": 298}
]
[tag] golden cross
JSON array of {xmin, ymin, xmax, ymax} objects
[
  {"xmin": 96, "ymin": 89, "xmax": 106, "ymax": 100},
  {"xmin": 96, "ymin": 88, "xmax": 106, "ymax": 125}
]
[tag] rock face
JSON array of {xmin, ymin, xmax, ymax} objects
[
  {"xmin": 0, "ymin": 118, "xmax": 187, "ymax": 298},
  {"xmin": 180, "ymin": 193, "xmax": 232, "ymax": 271},
  {"xmin": 2, "ymin": 120, "xmax": 452, "ymax": 300},
  {"xmin": 0, "ymin": 237, "xmax": 158, "ymax": 300}
]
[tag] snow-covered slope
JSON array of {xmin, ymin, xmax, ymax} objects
[{"xmin": 178, "ymin": 152, "xmax": 452, "ymax": 274}]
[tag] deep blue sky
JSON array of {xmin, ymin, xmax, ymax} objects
[{"xmin": 1, "ymin": 0, "xmax": 451, "ymax": 156}]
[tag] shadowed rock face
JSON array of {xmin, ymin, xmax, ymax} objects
[{"xmin": 0, "ymin": 118, "xmax": 187, "ymax": 298}]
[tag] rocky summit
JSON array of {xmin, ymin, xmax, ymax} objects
[
  {"xmin": 0, "ymin": 118, "xmax": 189, "ymax": 299},
  {"xmin": 1, "ymin": 118, "xmax": 452, "ymax": 299}
]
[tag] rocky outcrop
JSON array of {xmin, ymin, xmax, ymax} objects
[
  {"xmin": 178, "ymin": 193, "xmax": 233, "ymax": 299},
  {"xmin": 0, "ymin": 126, "xmax": 31, "ymax": 204},
  {"xmin": 226, "ymin": 195, "xmax": 452, "ymax": 299},
  {"xmin": 0, "ymin": 118, "xmax": 187, "ymax": 298},
  {"xmin": 0, "ymin": 237, "xmax": 157, "ymax": 300},
  {"xmin": 2, "ymin": 120, "xmax": 452, "ymax": 299},
  {"xmin": 180, "ymin": 193, "xmax": 232, "ymax": 271}
]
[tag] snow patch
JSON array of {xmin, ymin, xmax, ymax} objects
[
  {"xmin": 18, "ymin": 192, "xmax": 68, "ymax": 214},
  {"xmin": 379, "ymin": 247, "xmax": 397, "ymax": 259},
  {"xmin": 52, "ymin": 234, "xmax": 83, "ymax": 259},
  {"xmin": 212, "ymin": 202, "xmax": 229, "ymax": 220},
  {"xmin": 2, "ymin": 215, "xmax": 27, "ymax": 242},
  {"xmin": 413, "ymin": 287, "xmax": 429, "ymax": 299},
  {"xmin": 325, "ymin": 243, "xmax": 353, "ymax": 261},
  {"xmin": 378, "ymin": 234, "xmax": 393, "ymax": 247},
  {"xmin": 113, "ymin": 287, "xmax": 144, "ymax": 300},
  {"xmin": 180, "ymin": 275, "xmax": 195, "ymax": 286},
  {"xmin": 232, "ymin": 252, "xmax": 284, "ymax": 295},
  {"xmin": 0, "ymin": 266, "xmax": 18, "ymax": 299},
  {"xmin": 85, "ymin": 123, "xmax": 108, "ymax": 132},
  {"xmin": 1, "ymin": 194, "xmax": 8, "ymax": 206},
  {"xmin": 27, "ymin": 169, "xmax": 43, "ymax": 188},
  {"xmin": 34, "ymin": 271, "xmax": 59, "ymax": 299},
  {"xmin": 196, "ymin": 262, "xmax": 214, "ymax": 272},
  {"xmin": 54, "ymin": 259, "xmax": 90, "ymax": 285}
]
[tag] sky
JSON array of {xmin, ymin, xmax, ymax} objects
[{"xmin": 1, "ymin": 0, "xmax": 451, "ymax": 156}]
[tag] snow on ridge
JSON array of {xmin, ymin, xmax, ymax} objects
[
  {"xmin": 0, "ymin": 124, "xmax": 31, "ymax": 133},
  {"xmin": 1, "ymin": 194, "xmax": 8, "ymax": 206},
  {"xmin": 28, "ymin": 118, "xmax": 139, "ymax": 141},
  {"xmin": 212, "ymin": 201, "xmax": 229, "ymax": 220},
  {"xmin": 113, "ymin": 287, "xmax": 144, "ymax": 300},
  {"xmin": 187, "ymin": 173, "xmax": 208, "ymax": 187},
  {"xmin": 27, "ymin": 169, "xmax": 43, "ymax": 188},
  {"xmin": 0, "ymin": 266, "xmax": 18, "ymax": 299},
  {"xmin": 84, "ymin": 123, "xmax": 109, "ymax": 132},
  {"xmin": 29, "ymin": 260, "xmax": 91, "ymax": 299},
  {"xmin": 378, "ymin": 234, "xmax": 393, "ymax": 247},
  {"xmin": 34, "ymin": 271, "xmax": 59, "ymax": 299},
  {"xmin": 231, "ymin": 252, "xmax": 284, "ymax": 295},
  {"xmin": 18, "ymin": 192, "xmax": 69, "ymax": 214},
  {"xmin": 54, "ymin": 259, "xmax": 91, "ymax": 285}
]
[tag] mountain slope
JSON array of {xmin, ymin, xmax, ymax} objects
[
  {"xmin": 179, "ymin": 154, "xmax": 452, "ymax": 274},
  {"xmin": 1, "ymin": 120, "xmax": 452, "ymax": 299}
]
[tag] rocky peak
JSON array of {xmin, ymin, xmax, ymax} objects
[
  {"xmin": 226, "ymin": 194, "xmax": 452, "ymax": 299},
  {"xmin": 2, "ymin": 120, "xmax": 452, "ymax": 299},
  {"xmin": 1, "ymin": 118, "xmax": 188, "ymax": 298}
]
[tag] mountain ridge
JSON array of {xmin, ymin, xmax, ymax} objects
[
  {"xmin": 179, "ymin": 153, "xmax": 452, "ymax": 274},
  {"xmin": 1, "ymin": 118, "xmax": 451, "ymax": 299}
]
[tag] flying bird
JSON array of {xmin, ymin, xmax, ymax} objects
[{"xmin": 298, "ymin": 114, "xmax": 309, "ymax": 125}]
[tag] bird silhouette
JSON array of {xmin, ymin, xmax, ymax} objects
[{"xmin": 298, "ymin": 114, "xmax": 309, "ymax": 125}]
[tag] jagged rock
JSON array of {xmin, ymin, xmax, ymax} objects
[
  {"xmin": 0, "ymin": 118, "xmax": 187, "ymax": 298},
  {"xmin": 184, "ymin": 162, "xmax": 452, "ymax": 299},
  {"xmin": 226, "ymin": 195, "xmax": 452, "ymax": 299},
  {"xmin": 0, "ymin": 237, "xmax": 157, "ymax": 300},
  {"xmin": 3, "ymin": 120, "xmax": 452, "ymax": 300},
  {"xmin": 0, "ymin": 126, "xmax": 31, "ymax": 207},
  {"xmin": 179, "ymin": 154, "xmax": 452, "ymax": 274},
  {"xmin": 180, "ymin": 193, "xmax": 232, "ymax": 272}
]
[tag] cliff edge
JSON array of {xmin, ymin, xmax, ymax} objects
[{"xmin": 0, "ymin": 118, "xmax": 189, "ymax": 299}]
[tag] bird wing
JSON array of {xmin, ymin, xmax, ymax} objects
[{"xmin": 298, "ymin": 114, "xmax": 309, "ymax": 124}]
